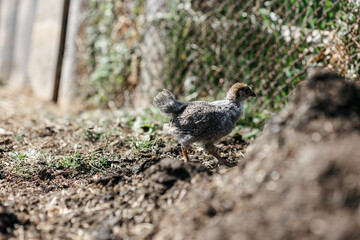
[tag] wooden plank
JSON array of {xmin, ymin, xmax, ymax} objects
[
  {"xmin": 8, "ymin": 0, "xmax": 37, "ymax": 90},
  {"xmin": 27, "ymin": 0, "xmax": 64, "ymax": 101},
  {"xmin": 58, "ymin": 0, "xmax": 82, "ymax": 109},
  {"xmin": 0, "ymin": 0, "xmax": 18, "ymax": 83}
]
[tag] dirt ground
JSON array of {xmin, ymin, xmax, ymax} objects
[
  {"xmin": 0, "ymin": 89, "xmax": 248, "ymax": 239},
  {"xmin": 1, "ymin": 70, "xmax": 359, "ymax": 240},
  {"xmin": 154, "ymin": 70, "xmax": 360, "ymax": 240}
]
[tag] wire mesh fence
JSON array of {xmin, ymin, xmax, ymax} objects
[
  {"xmin": 81, "ymin": 0, "xmax": 359, "ymax": 120},
  {"xmin": 155, "ymin": 0, "xmax": 359, "ymax": 114}
]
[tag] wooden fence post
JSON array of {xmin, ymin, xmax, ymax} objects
[
  {"xmin": 0, "ymin": 0, "xmax": 18, "ymax": 83},
  {"xmin": 8, "ymin": 0, "xmax": 37, "ymax": 90},
  {"xmin": 58, "ymin": 0, "xmax": 82, "ymax": 109},
  {"xmin": 27, "ymin": 0, "xmax": 64, "ymax": 101}
]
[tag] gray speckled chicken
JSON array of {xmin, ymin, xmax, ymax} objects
[{"xmin": 153, "ymin": 83, "xmax": 256, "ymax": 167}]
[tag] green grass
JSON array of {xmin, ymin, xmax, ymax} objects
[
  {"xmin": 237, "ymin": 102, "xmax": 272, "ymax": 129},
  {"xmin": 89, "ymin": 156, "xmax": 108, "ymax": 170},
  {"xmin": 9, "ymin": 153, "xmax": 28, "ymax": 177},
  {"xmin": 3, "ymin": 148, "xmax": 111, "ymax": 177},
  {"xmin": 129, "ymin": 137, "xmax": 155, "ymax": 152},
  {"xmin": 5, "ymin": 151, "xmax": 38, "ymax": 178},
  {"xmin": 59, "ymin": 153, "xmax": 84, "ymax": 169},
  {"xmin": 14, "ymin": 133, "xmax": 26, "ymax": 143},
  {"xmin": 82, "ymin": 128, "xmax": 103, "ymax": 142}
]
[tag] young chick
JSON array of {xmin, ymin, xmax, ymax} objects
[{"xmin": 153, "ymin": 83, "xmax": 256, "ymax": 167}]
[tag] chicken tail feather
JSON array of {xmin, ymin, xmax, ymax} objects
[{"xmin": 153, "ymin": 90, "xmax": 184, "ymax": 114}]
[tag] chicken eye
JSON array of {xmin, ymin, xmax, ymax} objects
[{"xmin": 236, "ymin": 90, "xmax": 242, "ymax": 98}]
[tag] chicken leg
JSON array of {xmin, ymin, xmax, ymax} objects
[
  {"xmin": 206, "ymin": 144, "xmax": 235, "ymax": 167},
  {"xmin": 181, "ymin": 145, "xmax": 189, "ymax": 163}
]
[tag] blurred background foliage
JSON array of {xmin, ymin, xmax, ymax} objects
[
  {"xmin": 80, "ymin": 0, "xmax": 359, "ymax": 130},
  {"xmin": 80, "ymin": 0, "xmax": 144, "ymax": 107}
]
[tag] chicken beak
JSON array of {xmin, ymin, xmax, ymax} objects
[{"xmin": 249, "ymin": 90, "xmax": 256, "ymax": 97}]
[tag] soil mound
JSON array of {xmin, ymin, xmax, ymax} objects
[{"xmin": 154, "ymin": 69, "xmax": 360, "ymax": 240}]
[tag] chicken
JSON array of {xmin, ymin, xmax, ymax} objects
[{"xmin": 153, "ymin": 83, "xmax": 256, "ymax": 167}]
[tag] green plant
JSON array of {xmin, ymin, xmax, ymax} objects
[
  {"xmin": 128, "ymin": 115, "xmax": 155, "ymax": 150},
  {"xmin": 89, "ymin": 156, "xmax": 108, "ymax": 169},
  {"xmin": 6, "ymin": 152, "xmax": 29, "ymax": 177},
  {"xmin": 83, "ymin": 0, "xmax": 144, "ymax": 107},
  {"xmin": 82, "ymin": 129, "xmax": 103, "ymax": 142},
  {"xmin": 59, "ymin": 153, "xmax": 83, "ymax": 169},
  {"xmin": 129, "ymin": 137, "xmax": 155, "ymax": 152},
  {"xmin": 14, "ymin": 133, "xmax": 26, "ymax": 143},
  {"xmin": 237, "ymin": 102, "xmax": 271, "ymax": 129}
]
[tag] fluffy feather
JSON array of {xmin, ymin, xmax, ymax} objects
[{"xmin": 153, "ymin": 89, "xmax": 185, "ymax": 114}]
